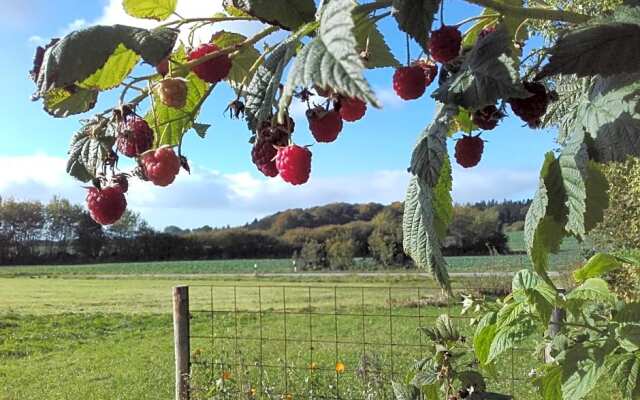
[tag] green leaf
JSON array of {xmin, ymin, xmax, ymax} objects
[
  {"xmin": 33, "ymin": 25, "xmax": 178, "ymax": 100},
  {"xmin": 616, "ymin": 302, "xmax": 640, "ymax": 323},
  {"xmin": 512, "ymin": 269, "xmax": 541, "ymax": 291},
  {"xmin": 122, "ymin": 0, "xmax": 177, "ymax": 21},
  {"xmin": 567, "ymin": 278, "xmax": 616, "ymax": 304},
  {"xmin": 616, "ymin": 324, "xmax": 640, "ymax": 352},
  {"xmin": 391, "ymin": 0, "xmax": 440, "ymax": 53},
  {"xmin": 66, "ymin": 117, "xmax": 114, "ymax": 182},
  {"xmin": 432, "ymin": 156, "xmax": 453, "ymax": 241},
  {"xmin": 403, "ymin": 177, "xmax": 450, "ymax": 290},
  {"xmin": 487, "ymin": 323, "xmax": 528, "ymax": 363},
  {"xmin": 533, "ymin": 365, "xmax": 563, "ymax": 400},
  {"xmin": 409, "ymin": 104, "xmax": 457, "ymax": 186},
  {"xmin": 279, "ymin": 0, "xmax": 380, "ymax": 120},
  {"xmin": 432, "ymin": 24, "xmax": 528, "ymax": 109},
  {"xmin": 607, "ymin": 353, "xmax": 640, "ymax": 399},
  {"xmin": 146, "ymin": 74, "xmax": 210, "ymax": 146},
  {"xmin": 392, "ymin": 381, "xmax": 420, "ymax": 400},
  {"xmin": 192, "ymin": 123, "xmax": 211, "ymax": 138},
  {"xmin": 524, "ymin": 153, "xmax": 567, "ymax": 286},
  {"xmin": 575, "ymin": 74, "xmax": 640, "ymax": 162},
  {"xmin": 78, "ymin": 43, "xmax": 139, "ymax": 91},
  {"xmin": 412, "ymin": 360, "xmax": 439, "ymax": 386},
  {"xmin": 222, "ymin": 0, "xmax": 316, "ymax": 31},
  {"xmin": 353, "ymin": 12, "xmax": 401, "ymax": 69},
  {"xmin": 245, "ymin": 40, "xmax": 297, "ymax": 131},
  {"xmin": 574, "ymin": 253, "xmax": 623, "ymax": 282},
  {"xmin": 558, "ymin": 130, "xmax": 590, "ymax": 239},
  {"xmin": 538, "ymin": 8, "xmax": 640, "ymax": 79},
  {"xmin": 561, "ymin": 343, "xmax": 610, "ymax": 400},
  {"xmin": 43, "ymin": 87, "xmax": 99, "ymax": 118},
  {"xmin": 448, "ymin": 108, "xmax": 478, "ymax": 135},
  {"xmin": 211, "ymin": 31, "xmax": 260, "ymax": 91},
  {"xmin": 542, "ymin": 75, "xmax": 593, "ymax": 144},
  {"xmin": 496, "ymin": 301, "xmax": 525, "ymax": 329},
  {"xmin": 474, "ymin": 311, "xmax": 497, "ymax": 365},
  {"xmin": 462, "ymin": 13, "xmax": 499, "ymax": 49}
]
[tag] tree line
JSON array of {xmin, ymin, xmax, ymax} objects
[{"xmin": 0, "ymin": 197, "xmax": 531, "ymax": 267}]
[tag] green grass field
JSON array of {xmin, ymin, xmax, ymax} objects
[
  {"xmin": 0, "ymin": 233, "xmax": 593, "ymax": 400},
  {"xmin": 0, "ymin": 276, "xmax": 535, "ymax": 400}
]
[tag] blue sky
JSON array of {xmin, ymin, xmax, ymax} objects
[{"xmin": 0, "ymin": 0, "xmax": 557, "ymax": 229}]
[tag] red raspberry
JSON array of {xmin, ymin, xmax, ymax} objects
[
  {"xmin": 188, "ymin": 43, "xmax": 232, "ymax": 83},
  {"xmin": 479, "ymin": 25, "xmax": 497, "ymax": 39},
  {"xmin": 314, "ymin": 85, "xmax": 331, "ymax": 97},
  {"xmin": 338, "ymin": 96, "xmax": 367, "ymax": 122},
  {"xmin": 429, "ymin": 26, "xmax": 462, "ymax": 64},
  {"xmin": 455, "ymin": 135, "xmax": 484, "ymax": 168},
  {"xmin": 509, "ymin": 82, "xmax": 551, "ymax": 128},
  {"xmin": 472, "ymin": 105, "xmax": 504, "ymax": 130},
  {"xmin": 111, "ymin": 174, "xmax": 129, "ymax": 193},
  {"xmin": 252, "ymin": 122, "xmax": 291, "ymax": 177},
  {"xmin": 276, "ymin": 145, "xmax": 312, "ymax": 185},
  {"xmin": 393, "ymin": 66, "xmax": 427, "ymax": 100},
  {"xmin": 156, "ymin": 78, "xmax": 187, "ymax": 108},
  {"xmin": 307, "ymin": 107, "xmax": 343, "ymax": 143},
  {"xmin": 141, "ymin": 147, "xmax": 181, "ymax": 187},
  {"xmin": 86, "ymin": 186, "xmax": 127, "ymax": 225},
  {"xmin": 156, "ymin": 58, "xmax": 169, "ymax": 76},
  {"xmin": 416, "ymin": 60, "xmax": 438, "ymax": 87},
  {"xmin": 116, "ymin": 116, "xmax": 154, "ymax": 158}
]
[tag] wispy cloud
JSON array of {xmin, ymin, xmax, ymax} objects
[{"xmin": 0, "ymin": 154, "xmax": 537, "ymax": 229}]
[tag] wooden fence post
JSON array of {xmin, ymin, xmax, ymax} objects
[{"xmin": 173, "ymin": 286, "xmax": 190, "ymax": 400}]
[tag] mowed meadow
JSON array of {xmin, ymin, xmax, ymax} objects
[{"xmin": 0, "ymin": 233, "xmax": 588, "ymax": 400}]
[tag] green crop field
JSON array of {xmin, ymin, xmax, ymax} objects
[
  {"xmin": 0, "ymin": 233, "xmax": 593, "ymax": 400},
  {"xmin": 0, "ymin": 231, "xmax": 584, "ymax": 278}
]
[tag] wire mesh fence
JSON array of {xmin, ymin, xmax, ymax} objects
[{"xmin": 182, "ymin": 283, "xmax": 534, "ymax": 400}]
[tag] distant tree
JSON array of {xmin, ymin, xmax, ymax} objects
[
  {"xmin": 326, "ymin": 233, "xmax": 356, "ymax": 270},
  {"xmin": 297, "ymin": 240, "xmax": 327, "ymax": 271},
  {"xmin": 368, "ymin": 207, "xmax": 409, "ymax": 267},
  {"xmin": 74, "ymin": 212, "xmax": 104, "ymax": 259},
  {"xmin": 164, "ymin": 225, "xmax": 184, "ymax": 235}
]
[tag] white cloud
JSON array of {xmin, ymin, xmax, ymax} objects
[
  {"xmin": 0, "ymin": 154, "xmax": 538, "ymax": 229},
  {"xmin": 28, "ymin": 35, "xmax": 45, "ymax": 46},
  {"xmin": 374, "ymin": 86, "xmax": 405, "ymax": 109},
  {"xmin": 94, "ymin": 0, "xmax": 265, "ymax": 45}
]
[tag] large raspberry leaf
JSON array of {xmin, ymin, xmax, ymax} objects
[
  {"xmin": 66, "ymin": 117, "xmax": 115, "ymax": 182},
  {"xmin": 432, "ymin": 24, "xmax": 528, "ymax": 109},
  {"xmin": 123, "ymin": 0, "xmax": 177, "ymax": 21},
  {"xmin": 403, "ymin": 105, "xmax": 455, "ymax": 290},
  {"xmin": 607, "ymin": 353, "xmax": 640, "ymax": 400},
  {"xmin": 43, "ymin": 87, "xmax": 99, "ymax": 118},
  {"xmin": 33, "ymin": 25, "xmax": 178, "ymax": 100},
  {"xmin": 222, "ymin": 0, "xmax": 316, "ymax": 31},
  {"xmin": 403, "ymin": 176, "xmax": 451, "ymax": 291},
  {"xmin": 525, "ymin": 134, "xmax": 609, "ymax": 285},
  {"xmin": 542, "ymin": 75, "xmax": 593, "ymax": 143},
  {"xmin": 211, "ymin": 31, "xmax": 260, "ymax": 92},
  {"xmin": 391, "ymin": 0, "xmax": 440, "ymax": 53},
  {"xmin": 409, "ymin": 104, "xmax": 457, "ymax": 186},
  {"xmin": 353, "ymin": 12, "xmax": 400, "ymax": 69},
  {"xmin": 245, "ymin": 40, "xmax": 297, "ymax": 132},
  {"xmin": 576, "ymin": 74, "xmax": 640, "ymax": 162},
  {"xmin": 146, "ymin": 73, "xmax": 210, "ymax": 146},
  {"xmin": 78, "ymin": 44, "xmax": 140, "ymax": 91},
  {"xmin": 538, "ymin": 6, "xmax": 640, "ymax": 79},
  {"xmin": 279, "ymin": 0, "xmax": 380, "ymax": 121},
  {"xmin": 524, "ymin": 153, "xmax": 568, "ymax": 286}
]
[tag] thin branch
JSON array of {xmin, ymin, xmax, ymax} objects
[
  {"xmin": 160, "ymin": 16, "xmax": 256, "ymax": 28},
  {"xmin": 176, "ymin": 26, "xmax": 279, "ymax": 74},
  {"xmin": 465, "ymin": 0, "xmax": 591, "ymax": 24}
]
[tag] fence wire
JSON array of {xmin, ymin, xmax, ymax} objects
[{"xmin": 185, "ymin": 284, "xmax": 532, "ymax": 400}]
